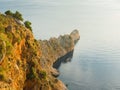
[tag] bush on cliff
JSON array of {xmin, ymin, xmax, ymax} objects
[
  {"xmin": 24, "ymin": 21, "xmax": 32, "ymax": 31},
  {"xmin": 13, "ymin": 11, "xmax": 23, "ymax": 21},
  {"xmin": 5, "ymin": 10, "xmax": 23, "ymax": 21},
  {"xmin": 5, "ymin": 10, "xmax": 13, "ymax": 16},
  {"xmin": 5, "ymin": 10, "xmax": 33, "ymax": 31}
]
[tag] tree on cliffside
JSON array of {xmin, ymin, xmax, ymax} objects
[
  {"xmin": 13, "ymin": 11, "xmax": 23, "ymax": 21},
  {"xmin": 5, "ymin": 10, "xmax": 23, "ymax": 21},
  {"xmin": 24, "ymin": 21, "xmax": 32, "ymax": 31},
  {"xmin": 5, "ymin": 10, "xmax": 32, "ymax": 31},
  {"xmin": 5, "ymin": 10, "xmax": 13, "ymax": 16}
]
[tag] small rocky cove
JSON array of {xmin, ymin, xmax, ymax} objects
[{"xmin": 0, "ymin": 12, "xmax": 80, "ymax": 90}]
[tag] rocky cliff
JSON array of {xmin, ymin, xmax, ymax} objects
[{"xmin": 0, "ymin": 12, "xmax": 80, "ymax": 90}]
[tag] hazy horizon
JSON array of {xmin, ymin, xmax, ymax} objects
[{"xmin": 1, "ymin": 0, "xmax": 120, "ymax": 40}]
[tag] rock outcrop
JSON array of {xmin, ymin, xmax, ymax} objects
[
  {"xmin": 38, "ymin": 30, "xmax": 80, "ymax": 90},
  {"xmin": 70, "ymin": 29, "xmax": 80, "ymax": 44},
  {"xmin": 0, "ymin": 12, "xmax": 80, "ymax": 90}
]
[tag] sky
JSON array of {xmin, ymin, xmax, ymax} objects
[{"xmin": 0, "ymin": 0, "xmax": 120, "ymax": 40}]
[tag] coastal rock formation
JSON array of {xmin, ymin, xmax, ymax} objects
[
  {"xmin": 37, "ymin": 30, "xmax": 80, "ymax": 90},
  {"xmin": 0, "ymin": 12, "xmax": 80, "ymax": 90},
  {"xmin": 70, "ymin": 29, "xmax": 80, "ymax": 44}
]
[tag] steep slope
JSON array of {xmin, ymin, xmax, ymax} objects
[
  {"xmin": 39, "ymin": 30, "xmax": 80, "ymax": 76},
  {"xmin": 0, "ymin": 12, "xmax": 80, "ymax": 90},
  {"xmin": 0, "ymin": 13, "xmax": 42, "ymax": 90}
]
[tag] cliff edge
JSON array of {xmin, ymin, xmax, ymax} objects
[{"xmin": 0, "ymin": 12, "xmax": 80, "ymax": 90}]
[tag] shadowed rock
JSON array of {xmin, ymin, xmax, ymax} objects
[{"xmin": 0, "ymin": 40, "xmax": 6, "ymax": 64}]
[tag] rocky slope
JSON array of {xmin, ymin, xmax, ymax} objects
[{"xmin": 0, "ymin": 12, "xmax": 80, "ymax": 90}]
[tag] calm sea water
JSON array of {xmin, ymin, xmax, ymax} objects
[{"xmin": 1, "ymin": 0, "xmax": 120, "ymax": 90}]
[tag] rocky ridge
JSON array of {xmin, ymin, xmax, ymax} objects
[{"xmin": 0, "ymin": 12, "xmax": 80, "ymax": 90}]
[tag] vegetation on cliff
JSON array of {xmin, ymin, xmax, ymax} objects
[
  {"xmin": 5, "ymin": 10, "xmax": 23, "ymax": 21},
  {"xmin": 0, "ymin": 11, "xmax": 47, "ymax": 90},
  {"xmin": 5, "ymin": 10, "xmax": 32, "ymax": 31},
  {"xmin": 0, "ymin": 11, "xmax": 79, "ymax": 90},
  {"xmin": 24, "ymin": 21, "xmax": 32, "ymax": 31}
]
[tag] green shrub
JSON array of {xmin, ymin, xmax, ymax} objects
[
  {"xmin": 5, "ymin": 10, "xmax": 23, "ymax": 21},
  {"xmin": 5, "ymin": 10, "xmax": 13, "ymax": 16},
  {"xmin": 24, "ymin": 21, "xmax": 32, "ymax": 31},
  {"xmin": 4, "ymin": 10, "xmax": 33, "ymax": 31},
  {"xmin": 13, "ymin": 11, "xmax": 23, "ymax": 21}
]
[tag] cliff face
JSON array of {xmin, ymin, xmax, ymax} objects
[
  {"xmin": 27, "ymin": 30, "xmax": 80, "ymax": 90},
  {"xmin": 0, "ymin": 13, "xmax": 42, "ymax": 90},
  {"xmin": 39, "ymin": 30, "xmax": 80, "ymax": 72},
  {"xmin": 0, "ymin": 13, "xmax": 80, "ymax": 90}
]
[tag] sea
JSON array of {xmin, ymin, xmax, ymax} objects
[{"xmin": 1, "ymin": 0, "xmax": 120, "ymax": 90}]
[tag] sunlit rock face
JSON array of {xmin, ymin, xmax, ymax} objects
[
  {"xmin": 0, "ymin": 12, "xmax": 79, "ymax": 90},
  {"xmin": 38, "ymin": 30, "xmax": 80, "ymax": 90}
]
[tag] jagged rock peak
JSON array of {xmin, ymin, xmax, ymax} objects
[{"xmin": 70, "ymin": 29, "xmax": 80, "ymax": 44}]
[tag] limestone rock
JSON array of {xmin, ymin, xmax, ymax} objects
[
  {"xmin": 38, "ymin": 30, "xmax": 80, "ymax": 90},
  {"xmin": 58, "ymin": 34, "xmax": 74, "ymax": 52},
  {"xmin": 70, "ymin": 29, "xmax": 80, "ymax": 44},
  {"xmin": 0, "ymin": 12, "xmax": 80, "ymax": 90}
]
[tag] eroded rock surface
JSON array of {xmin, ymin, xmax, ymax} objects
[
  {"xmin": 0, "ymin": 12, "xmax": 80, "ymax": 90},
  {"xmin": 38, "ymin": 30, "xmax": 80, "ymax": 90}
]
